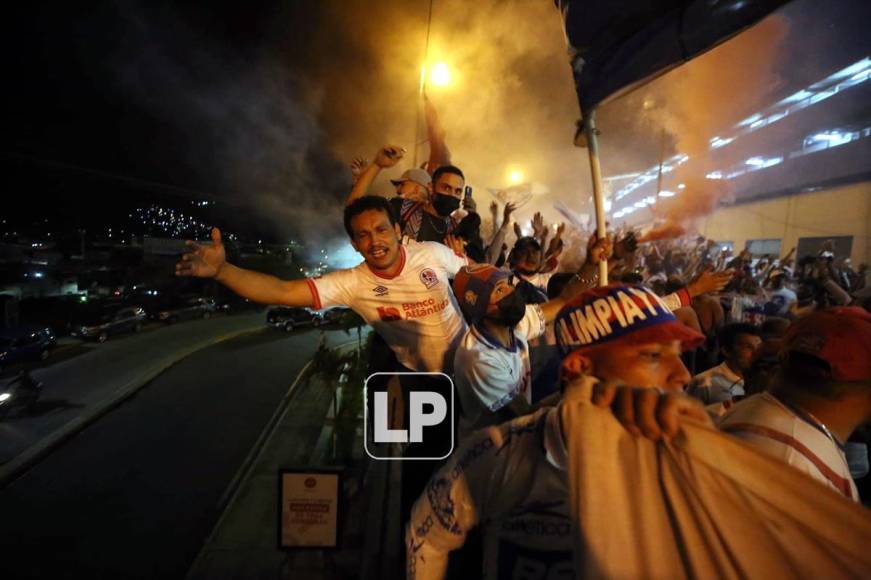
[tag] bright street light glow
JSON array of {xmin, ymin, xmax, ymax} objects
[
  {"xmin": 508, "ymin": 169, "xmax": 524, "ymax": 184},
  {"xmin": 430, "ymin": 63, "xmax": 451, "ymax": 86}
]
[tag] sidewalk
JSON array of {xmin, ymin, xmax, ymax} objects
[
  {"xmin": 0, "ymin": 313, "xmax": 267, "ymax": 486},
  {"xmin": 187, "ymin": 336, "xmax": 399, "ymax": 580}
]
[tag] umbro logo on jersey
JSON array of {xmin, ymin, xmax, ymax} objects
[{"xmin": 373, "ymin": 285, "xmax": 389, "ymax": 296}]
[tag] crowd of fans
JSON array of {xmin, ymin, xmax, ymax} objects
[{"xmin": 177, "ymin": 103, "xmax": 871, "ymax": 577}]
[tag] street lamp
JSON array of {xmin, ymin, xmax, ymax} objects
[
  {"xmin": 430, "ymin": 62, "xmax": 451, "ymax": 87},
  {"xmin": 508, "ymin": 169, "xmax": 524, "ymax": 185}
]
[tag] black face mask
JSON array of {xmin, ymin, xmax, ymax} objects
[
  {"xmin": 432, "ymin": 194, "xmax": 461, "ymax": 216},
  {"xmin": 495, "ymin": 290, "xmax": 526, "ymax": 328}
]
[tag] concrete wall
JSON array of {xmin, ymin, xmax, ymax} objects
[{"xmin": 700, "ymin": 181, "xmax": 871, "ymax": 265}]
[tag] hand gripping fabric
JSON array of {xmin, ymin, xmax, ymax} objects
[{"xmin": 561, "ymin": 381, "xmax": 871, "ymax": 579}]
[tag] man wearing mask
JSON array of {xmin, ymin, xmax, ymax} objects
[
  {"xmin": 450, "ymin": 237, "xmax": 611, "ymax": 438},
  {"xmin": 345, "ymin": 145, "xmax": 477, "ymax": 245}
]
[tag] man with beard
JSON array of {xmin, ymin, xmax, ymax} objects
[
  {"xmin": 406, "ymin": 283, "xmax": 708, "ymax": 579},
  {"xmin": 175, "ymin": 195, "xmax": 469, "ymax": 373},
  {"xmin": 345, "ymin": 143, "xmax": 478, "ymax": 245}
]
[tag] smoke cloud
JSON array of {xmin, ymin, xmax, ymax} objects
[{"xmin": 630, "ymin": 16, "xmax": 789, "ymax": 234}]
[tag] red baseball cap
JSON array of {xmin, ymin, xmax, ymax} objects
[{"xmin": 782, "ymin": 307, "xmax": 871, "ymax": 382}]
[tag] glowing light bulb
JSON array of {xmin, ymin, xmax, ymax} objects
[{"xmin": 430, "ymin": 63, "xmax": 451, "ymax": 87}]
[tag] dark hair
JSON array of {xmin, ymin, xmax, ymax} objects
[
  {"xmin": 718, "ymin": 322, "xmax": 760, "ymax": 353},
  {"xmin": 431, "ymin": 165, "xmax": 465, "ymax": 184},
  {"xmin": 760, "ymin": 317, "xmax": 790, "ymax": 339},
  {"xmin": 619, "ymin": 271, "xmax": 644, "ymax": 285},
  {"xmin": 343, "ymin": 196, "xmax": 398, "ymax": 238},
  {"xmin": 454, "ymin": 212, "xmax": 481, "ymax": 241},
  {"xmin": 508, "ymin": 237, "xmax": 542, "ymax": 268},
  {"xmin": 547, "ymin": 272, "xmax": 576, "ymax": 300}
]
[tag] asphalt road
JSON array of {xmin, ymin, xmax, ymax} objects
[
  {"xmin": 0, "ymin": 324, "xmax": 358, "ymax": 579},
  {"xmin": 0, "ymin": 312, "xmax": 268, "ymax": 464}
]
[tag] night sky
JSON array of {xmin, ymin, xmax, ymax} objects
[
  {"xmin": 5, "ymin": 0, "xmax": 871, "ymax": 245},
  {"xmin": 5, "ymin": 1, "xmax": 343, "ymax": 239}
]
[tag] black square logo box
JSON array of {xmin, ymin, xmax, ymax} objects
[{"xmin": 364, "ymin": 372, "xmax": 455, "ymax": 460}]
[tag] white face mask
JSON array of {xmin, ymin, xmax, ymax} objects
[{"xmin": 845, "ymin": 442, "xmax": 869, "ymax": 480}]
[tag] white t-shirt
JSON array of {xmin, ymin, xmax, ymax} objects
[
  {"xmin": 768, "ymin": 287, "xmax": 797, "ymax": 316},
  {"xmin": 454, "ymin": 304, "xmax": 546, "ymax": 437},
  {"xmin": 717, "ymin": 393, "xmax": 859, "ymax": 502},
  {"xmin": 407, "ymin": 406, "xmax": 573, "ymax": 580},
  {"xmin": 307, "ymin": 241, "xmax": 468, "ymax": 372},
  {"xmin": 518, "ymin": 271, "xmax": 554, "ymax": 293},
  {"xmin": 687, "ymin": 362, "xmax": 745, "ymax": 405}
]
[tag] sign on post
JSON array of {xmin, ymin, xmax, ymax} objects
[{"xmin": 278, "ymin": 469, "xmax": 342, "ymax": 549}]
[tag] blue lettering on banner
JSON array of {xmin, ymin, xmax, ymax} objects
[{"xmin": 497, "ymin": 539, "xmax": 574, "ymax": 580}]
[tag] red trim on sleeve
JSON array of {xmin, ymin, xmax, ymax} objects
[
  {"xmin": 720, "ymin": 422, "xmax": 855, "ymax": 499},
  {"xmin": 677, "ymin": 287, "xmax": 692, "ymax": 307},
  {"xmin": 305, "ymin": 278, "xmax": 323, "ymax": 310}
]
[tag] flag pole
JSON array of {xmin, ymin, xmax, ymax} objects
[{"xmin": 583, "ymin": 111, "xmax": 608, "ymax": 285}]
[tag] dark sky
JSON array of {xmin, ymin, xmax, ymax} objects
[
  {"xmin": 5, "ymin": 0, "xmax": 870, "ymax": 243},
  {"xmin": 4, "ymin": 1, "xmax": 349, "ymax": 240}
]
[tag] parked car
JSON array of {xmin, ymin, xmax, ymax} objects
[
  {"xmin": 266, "ymin": 307, "xmax": 321, "ymax": 332},
  {"xmin": 313, "ymin": 307, "xmax": 353, "ymax": 327},
  {"xmin": 71, "ymin": 306, "xmax": 146, "ymax": 343},
  {"xmin": 156, "ymin": 297, "xmax": 217, "ymax": 323},
  {"xmin": 0, "ymin": 327, "xmax": 57, "ymax": 372}
]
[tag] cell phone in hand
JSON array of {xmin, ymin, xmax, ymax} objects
[{"xmin": 464, "ymin": 186, "xmax": 473, "ymax": 199}]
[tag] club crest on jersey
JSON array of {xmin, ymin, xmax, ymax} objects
[
  {"xmin": 420, "ymin": 268, "xmax": 439, "ymax": 289},
  {"xmin": 373, "ymin": 285, "xmax": 389, "ymax": 296}
]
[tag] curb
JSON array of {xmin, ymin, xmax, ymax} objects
[
  {"xmin": 185, "ymin": 338, "xmax": 360, "ymax": 580},
  {"xmin": 0, "ymin": 326, "xmax": 264, "ymax": 489}
]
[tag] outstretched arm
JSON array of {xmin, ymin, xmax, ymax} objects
[
  {"xmin": 175, "ymin": 228, "xmax": 314, "ymax": 307},
  {"xmin": 539, "ymin": 232, "xmax": 613, "ymax": 322}
]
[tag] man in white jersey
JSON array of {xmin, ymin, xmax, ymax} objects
[
  {"xmin": 175, "ymin": 195, "xmax": 468, "ymax": 373},
  {"xmin": 406, "ymin": 284, "xmax": 708, "ymax": 579},
  {"xmin": 718, "ymin": 307, "xmax": 871, "ymax": 502}
]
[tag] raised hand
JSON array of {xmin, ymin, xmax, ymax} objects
[
  {"xmin": 349, "ymin": 156, "xmax": 369, "ymax": 184},
  {"xmin": 503, "ymin": 202, "xmax": 517, "ymax": 224},
  {"xmin": 614, "ymin": 231, "xmax": 638, "ymax": 259},
  {"xmin": 531, "ymin": 212, "xmax": 545, "ymax": 237},
  {"xmin": 585, "ymin": 231, "xmax": 613, "ymax": 265},
  {"xmin": 175, "ymin": 228, "xmax": 227, "ymax": 279},
  {"xmin": 373, "ymin": 145, "xmax": 406, "ymax": 169},
  {"xmin": 687, "ymin": 267, "xmax": 734, "ymax": 297}
]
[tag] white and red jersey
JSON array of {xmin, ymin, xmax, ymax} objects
[
  {"xmin": 454, "ymin": 304, "xmax": 546, "ymax": 438},
  {"xmin": 306, "ymin": 241, "xmax": 468, "ymax": 372},
  {"xmin": 717, "ymin": 393, "xmax": 859, "ymax": 502},
  {"xmin": 406, "ymin": 406, "xmax": 573, "ymax": 580}
]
